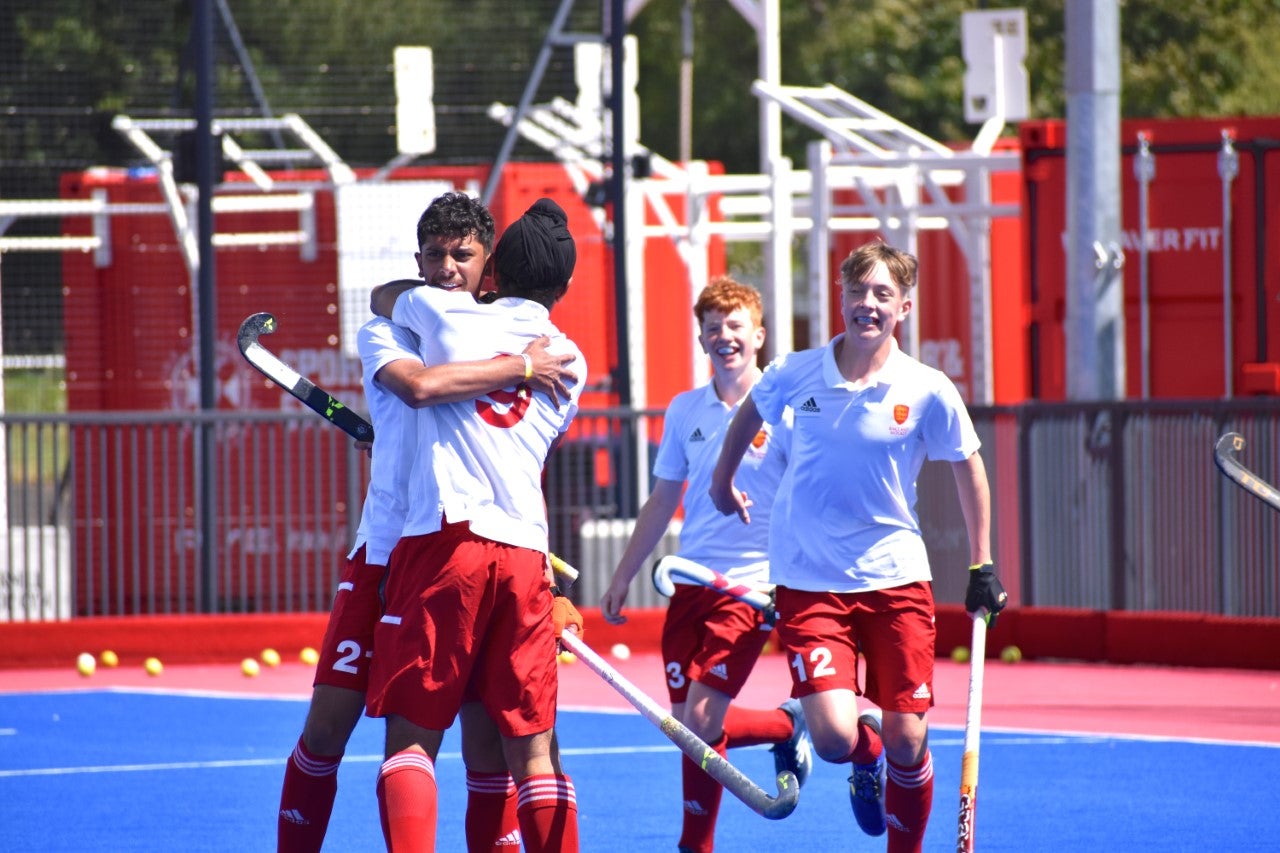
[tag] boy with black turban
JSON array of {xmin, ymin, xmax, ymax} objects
[{"xmin": 365, "ymin": 197, "xmax": 586, "ymax": 852}]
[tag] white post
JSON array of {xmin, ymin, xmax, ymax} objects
[
  {"xmin": 807, "ymin": 140, "xmax": 833, "ymax": 348},
  {"xmin": 748, "ymin": 0, "xmax": 791, "ymax": 359}
]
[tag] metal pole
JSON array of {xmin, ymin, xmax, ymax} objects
[
  {"xmin": 481, "ymin": 0, "xmax": 578, "ymax": 205},
  {"xmin": 609, "ymin": 0, "xmax": 631, "ymax": 408},
  {"xmin": 194, "ymin": 0, "xmax": 219, "ymax": 612},
  {"xmin": 1134, "ymin": 132, "xmax": 1154, "ymax": 399},
  {"xmin": 1218, "ymin": 129, "xmax": 1238, "ymax": 398},
  {"xmin": 1065, "ymin": 0, "xmax": 1124, "ymax": 400},
  {"xmin": 679, "ymin": 0, "xmax": 693, "ymax": 163}
]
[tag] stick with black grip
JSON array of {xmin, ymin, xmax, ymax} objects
[{"xmin": 237, "ymin": 312, "xmax": 373, "ymax": 441}]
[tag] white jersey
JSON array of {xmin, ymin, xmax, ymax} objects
[
  {"xmin": 392, "ymin": 286, "xmax": 586, "ymax": 552},
  {"xmin": 752, "ymin": 336, "xmax": 979, "ymax": 593},
  {"xmin": 349, "ymin": 317, "xmax": 420, "ymax": 566},
  {"xmin": 653, "ymin": 381, "xmax": 791, "ymax": 583}
]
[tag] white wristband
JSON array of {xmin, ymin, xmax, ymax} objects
[{"xmin": 520, "ymin": 352, "xmax": 533, "ymax": 380}]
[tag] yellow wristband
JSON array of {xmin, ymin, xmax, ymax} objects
[{"xmin": 520, "ymin": 353, "xmax": 533, "ymax": 381}]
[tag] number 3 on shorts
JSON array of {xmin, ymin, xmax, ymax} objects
[
  {"xmin": 789, "ymin": 646, "xmax": 837, "ymax": 682},
  {"xmin": 665, "ymin": 660, "xmax": 686, "ymax": 689}
]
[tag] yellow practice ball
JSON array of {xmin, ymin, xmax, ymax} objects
[
  {"xmin": 950, "ymin": 645, "xmax": 971, "ymax": 663},
  {"xmin": 556, "ymin": 650, "xmax": 577, "ymax": 665},
  {"xmin": 241, "ymin": 657, "xmax": 261, "ymax": 677},
  {"xmin": 610, "ymin": 643, "xmax": 632, "ymax": 661},
  {"xmin": 299, "ymin": 647, "xmax": 320, "ymax": 666},
  {"xmin": 143, "ymin": 657, "xmax": 163, "ymax": 677},
  {"xmin": 1000, "ymin": 645, "xmax": 1023, "ymax": 663},
  {"xmin": 76, "ymin": 652, "xmax": 96, "ymax": 677},
  {"xmin": 260, "ymin": 648, "xmax": 281, "ymax": 668},
  {"xmin": 99, "ymin": 650, "xmax": 119, "ymax": 668}
]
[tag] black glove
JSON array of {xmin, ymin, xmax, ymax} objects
[{"xmin": 964, "ymin": 563, "xmax": 1008, "ymax": 628}]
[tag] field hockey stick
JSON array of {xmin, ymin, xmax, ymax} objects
[
  {"xmin": 556, "ymin": 629, "xmax": 800, "ymax": 820},
  {"xmin": 237, "ymin": 312, "xmax": 374, "ymax": 441},
  {"xmin": 956, "ymin": 612, "xmax": 988, "ymax": 852},
  {"xmin": 651, "ymin": 555, "xmax": 775, "ymax": 615},
  {"xmin": 1214, "ymin": 432, "xmax": 1280, "ymax": 512},
  {"xmin": 548, "ymin": 552, "xmax": 580, "ymax": 590}
]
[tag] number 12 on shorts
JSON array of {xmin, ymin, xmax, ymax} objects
[{"xmin": 790, "ymin": 647, "xmax": 836, "ymax": 681}]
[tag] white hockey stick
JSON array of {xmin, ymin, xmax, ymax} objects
[
  {"xmin": 1214, "ymin": 432, "xmax": 1280, "ymax": 511},
  {"xmin": 956, "ymin": 613, "xmax": 988, "ymax": 852},
  {"xmin": 557, "ymin": 630, "xmax": 799, "ymax": 820},
  {"xmin": 652, "ymin": 554, "xmax": 775, "ymax": 614}
]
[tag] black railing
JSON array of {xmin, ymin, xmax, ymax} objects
[{"xmin": 2, "ymin": 400, "xmax": 1278, "ymax": 621}]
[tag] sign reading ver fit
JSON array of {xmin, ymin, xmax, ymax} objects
[{"xmin": 334, "ymin": 180, "xmax": 453, "ymax": 357}]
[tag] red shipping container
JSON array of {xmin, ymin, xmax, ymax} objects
[
  {"xmin": 60, "ymin": 163, "xmax": 710, "ymax": 612},
  {"xmin": 1020, "ymin": 116, "xmax": 1280, "ymax": 400}
]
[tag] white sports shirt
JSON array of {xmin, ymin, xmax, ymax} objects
[
  {"xmin": 751, "ymin": 336, "xmax": 980, "ymax": 593},
  {"xmin": 653, "ymin": 381, "xmax": 791, "ymax": 583},
  {"xmin": 392, "ymin": 286, "xmax": 586, "ymax": 553},
  {"xmin": 350, "ymin": 317, "xmax": 421, "ymax": 565}
]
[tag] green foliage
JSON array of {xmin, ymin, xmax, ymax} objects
[
  {"xmin": 1121, "ymin": 0, "xmax": 1280, "ymax": 117},
  {"xmin": 5, "ymin": 369, "xmax": 66, "ymax": 414},
  {"xmin": 630, "ymin": 0, "xmax": 1280, "ymax": 172},
  {"xmin": 6, "ymin": 0, "xmax": 1280, "ymax": 175}
]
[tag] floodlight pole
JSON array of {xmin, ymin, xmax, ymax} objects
[
  {"xmin": 194, "ymin": 0, "xmax": 219, "ymax": 612},
  {"xmin": 609, "ymin": 0, "xmax": 632, "ymax": 407},
  {"xmin": 1065, "ymin": 0, "xmax": 1125, "ymax": 400}
]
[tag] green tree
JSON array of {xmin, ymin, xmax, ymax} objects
[{"xmin": 629, "ymin": 0, "xmax": 1280, "ymax": 174}]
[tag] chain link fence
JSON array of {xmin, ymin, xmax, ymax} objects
[{"xmin": 1, "ymin": 0, "xmax": 602, "ymax": 372}]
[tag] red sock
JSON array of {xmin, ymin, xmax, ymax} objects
[
  {"xmin": 847, "ymin": 716, "xmax": 884, "ymax": 765},
  {"xmin": 722, "ymin": 705, "xmax": 792, "ymax": 749},
  {"xmin": 376, "ymin": 751, "xmax": 438, "ymax": 853},
  {"xmin": 515, "ymin": 774, "xmax": 578, "ymax": 853},
  {"xmin": 885, "ymin": 750, "xmax": 934, "ymax": 853},
  {"xmin": 277, "ymin": 736, "xmax": 341, "ymax": 853},
  {"xmin": 677, "ymin": 732, "xmax": 727, "ymax": 853},
  {"xmin": 466, "ymin": 769, "xmax": 520, "ymax": 850}
]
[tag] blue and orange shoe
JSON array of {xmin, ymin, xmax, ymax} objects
[
  {"xmin": 770, "ymin": 698, "xmax": 814, "ymax": 787},
  {"xmin": 847, "ymin": 708, "xmax": 887, "ymax": 836}
]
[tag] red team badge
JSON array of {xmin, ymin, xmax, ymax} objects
[
  {"xmin": 476, "ymin": 387, "xmax": 530, "ymax": 428},
  {"xmin": 894, "ymin": 404, "xmax": 910, "ymax": 424},
  {"xmin": 751, "ymin": 430, "xmax": 768, "ymax": 449}
]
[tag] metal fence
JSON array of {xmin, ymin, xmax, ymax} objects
[{"xmin": 3, "ymin": 401, "xmax": 1279, "ymax": 623}]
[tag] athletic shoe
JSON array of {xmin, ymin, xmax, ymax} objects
[
  {"xmin": 847, "ymin": 708, "xmax": 887, "ymax": 837},
  {"xmin": 770, "ymin": 698, "xmax": 814, "ymax": 788}
]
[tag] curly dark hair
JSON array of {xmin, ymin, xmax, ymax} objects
[{"xmin": 415, "ymin": 191, "xmax": 496, "ymax": 252}]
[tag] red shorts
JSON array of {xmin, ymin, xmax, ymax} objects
[
  {"xmin": 365, "ymin": 520, "xmax": 558, "ymax": 738},
  {"xmin": 313, "ymin": 545, "xmax": 386, "ymax": 692},
  {"xmin": 775, "ymin": 582, "xmax": 936, "ymax": 714},
  {"xmin": 660, "ymin": 584, "xmax": 773, "ymax": 704}
]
